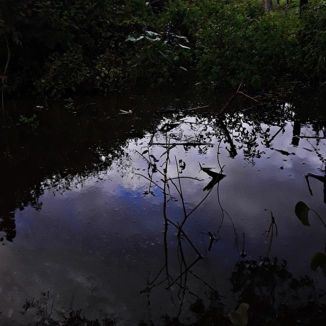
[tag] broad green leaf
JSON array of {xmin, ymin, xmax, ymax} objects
[{"xmin": 295, "ymin": 201, "xmax": 310, "ymax": 226}]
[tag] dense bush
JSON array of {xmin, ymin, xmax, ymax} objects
[
  {"xmin": 194, "ymin": 2, "xmax": 300, "ymax": 88},
  {"xmin": 299, "ymin": 0, "xmax": 326, "ymax": 83},
  {"xmin": 1, "ymin": 0, "xmax": 326, "ymax": 97},
  {"xmin": 0, "ymin": 0, "xmax": 151, "ymax": 95}
]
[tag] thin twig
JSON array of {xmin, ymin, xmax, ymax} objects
[
  {"xmin": 237, "ymin": 91, "xmax": 259, "ymax": 103},
  {"xmin": 151, "ymin": 142, "xmax": 212, "ymax": 146},
  {"xmin": 220, "ymin": 82, "xmax": 243, "ymax": 114},
  {"xmin": 167, "ymin": 176, "xmax": 203, "ymax": 182},
  {"xmin": 183, "ymin": 105, "xmax": 209, "ymax": 112},
  {"xmin": 166, "ymin": 256, "xmax": 202, "ymax": 290},
  {"xmin": 1, "ymin": 35, "xmax": 10, "ymax": 113},
  {"xmin": 135, "ymin": 173, "xmax": 166, "ymax": 194}
]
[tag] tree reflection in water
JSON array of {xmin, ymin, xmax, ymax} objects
[
  {"xmin": 21, "ymin": 257, "xmax": 326, "ymax": 325},
  {"xmin": 1, "ymin": 95, "xmax": 326, "ymax": 325},
  {"xmin": 132, "ymin": 108, "xmax": 326, "ymax": 324}
]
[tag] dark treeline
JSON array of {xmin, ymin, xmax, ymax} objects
[{"xmin": 1, "ymin": 0, "xmax": 326, "ymax": 98}]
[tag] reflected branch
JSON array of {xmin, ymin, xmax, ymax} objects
[{"xmin": 264, "ymin": 210, "xmax": 279, "ymax": 257}]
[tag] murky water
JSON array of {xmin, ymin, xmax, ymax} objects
[{"xmin": 0, "ymin": 92, "xmax": 326, "ymax": 325}]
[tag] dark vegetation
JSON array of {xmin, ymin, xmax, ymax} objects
[
  {"xmin": 18, "ymin": 258, "xmax": 326, "ymax": 325},
  {"xmin": 1, "ymin": 0, "xmax": 326, "ymax": 100}
]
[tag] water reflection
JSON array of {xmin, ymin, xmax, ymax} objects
[{"xmin": 0, "ymin": 94, "xmax": 326, "ymax": 324}]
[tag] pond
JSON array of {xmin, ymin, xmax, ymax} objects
[{"xmin": 0, "ymin": 90, "xmax": 326, "ymax": 325}]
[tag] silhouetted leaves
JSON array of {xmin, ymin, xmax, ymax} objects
[
  {"xmin": 311, "ymin": 252, "xmax": 326, "ymax": 275},
  {"xmin": 200, "ymin": 166, "xmax": 225, "ymax": 191},
  {"xmin": 295, "ymin": 201, "xmax": 310, "ymax": 226}
]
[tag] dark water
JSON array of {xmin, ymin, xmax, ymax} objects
[{"xmin": 0, "ymin": 91, "xmax": 326, "ymax": 325}]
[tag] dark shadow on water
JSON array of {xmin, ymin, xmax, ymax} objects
[{"xmin": 18, "ymin": 257, "xmax": 326, "ymax": 325}]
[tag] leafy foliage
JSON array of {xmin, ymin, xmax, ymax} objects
[
  {"xmin": 299, "ymin": 0, "xmax": 326, "ymax": 83},
  {"xmin": 1, "ymin": 0, "xmax": 326, "ymax": 96}
]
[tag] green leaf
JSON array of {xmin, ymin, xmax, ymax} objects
[
  {"xmin": 311, "ymin": 252, "xmax": 326, "ymax": 275},
  {"xmin": 295, "ymin": 201, "xmax": 310, "ymax": 226}
]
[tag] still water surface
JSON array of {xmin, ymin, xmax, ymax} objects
[{"xmin": 0, "ymin": 92, "xmax": 325, "ymax": 324}]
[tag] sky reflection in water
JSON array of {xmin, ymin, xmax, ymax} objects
[{"xmin": 0, "ymin": 103, "xmax": 325, "ymax": 325}]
